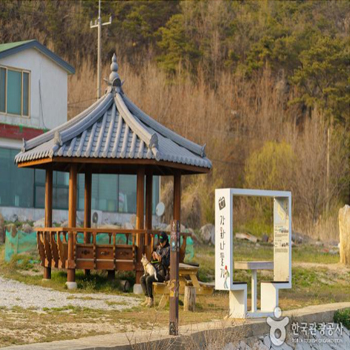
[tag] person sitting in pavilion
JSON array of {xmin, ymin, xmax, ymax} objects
[{"xmin": 140, "ymin": 231, "xmax": 170, "ymax": 307}]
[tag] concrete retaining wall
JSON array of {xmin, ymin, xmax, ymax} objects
[{"xmin": 3, "ymin": 302, "xmax": 350, "ymax": 350}]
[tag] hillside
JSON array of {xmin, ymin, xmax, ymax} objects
[{"xmin": 0, "ymin": 0, "xmax": 349, "ymax": 240}]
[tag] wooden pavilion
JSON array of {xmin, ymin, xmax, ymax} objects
[{"xmin": 15, "ymin": 54, "xmax": 212, "ymax": 289}]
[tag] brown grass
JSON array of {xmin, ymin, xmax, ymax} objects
[{"xmin": 67, "ymin": 58, "xmax": 348, "ymax": 241}]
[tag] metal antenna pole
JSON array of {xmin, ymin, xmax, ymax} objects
[
  {"xmin": 90, "ymin": 0, "xmax": 112, "ymax": 99},
  {"xmin": 97, "ymin": 0, "xmax": 101, "ymax": 99}
]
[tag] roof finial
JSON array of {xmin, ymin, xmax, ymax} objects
[
  {"xmin": 109, "ymin": 53, "xmax": 120, "ymax": 87},
  {"xmin": 110, "ymin": 53, "xmax": 118, "ymax": 72}
]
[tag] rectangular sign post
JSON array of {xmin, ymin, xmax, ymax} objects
[
  {"xmin": 215, "ymin": 189, "xmax": 233, "ymax": 291},
  {"xmin": 169, "ymin": 219, "xmax": 180, "ymax": 335},
  {"xmin": 273, "ymin": 197, "xmax": 291, "ymax": 282},
  {"xmin": 215, "ymin": 188, "xmax": 292, "ymax": 318}
]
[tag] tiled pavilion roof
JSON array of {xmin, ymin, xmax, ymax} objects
[{"xmin": 15, "ymin": 54, "xmax": 211, "ymax": 171}]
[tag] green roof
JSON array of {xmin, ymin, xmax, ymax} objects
[
  {"xmin": 0, "ymin": 40, "xmax": 35, "ymax": 53},
  {"xmin": 0, "ymin": 40, "xmax": 75, "ymax": 74}
]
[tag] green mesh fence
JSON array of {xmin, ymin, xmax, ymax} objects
[
  {"xmin": 5, "ymin": 230, "xmax": 37, "ymax": 262},
  {"xmin": 184, "ymin": 236, "xmax": 194, "ymax": 261},
  {"xmin": 5, "ymin": 230, "xmax": 194, "ymax": 262}
]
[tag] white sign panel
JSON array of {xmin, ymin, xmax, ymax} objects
[
  {"xmin": 274, "ymin": 197, "xmax": 291, "ymax": 282},
  {"xmin": 215, "ymin": 189, "xmax": 233, "ymax": 290}
]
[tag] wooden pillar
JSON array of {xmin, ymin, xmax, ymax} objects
[
  {"xmin": 173, "ymin": 172, "xmax": 181, "ymax": 222},
  {"xmin": 174, "ymin": 172, "xmax": 187, "ymax": 262},
  {"xmin": 169, "ymin": 219, "xmax": 180, "ymax": 335},
  {"xmin": 145, "ymin": 172, "xmax": 153, "ymax": 258},
  {"xmin": 84, "ymin": 170, "xmax": 92, "ymax": 275},
  {"xmin": 169, "ymin": 172, "xmax": 181, "ymax": 335},
  {"xmin": 67, "ymin": 164, "xmax": 77, "ymax": 285},
  {"xmin": 135, "ymin": 167, "xmax": 145, "ymax": 283},
  {"xmin": 43, "ymin": 168, "xmax": 53, "ymax": 279},
  {"xmin": 84, "ymin": 170, "xmax": 92, "ymax": 232}
]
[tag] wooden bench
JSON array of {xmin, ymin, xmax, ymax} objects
[
  {"xmin": 153, "ymin": 280, "xmax": 214, "ymax": 296},
  {"xmin": 37, "ymin": 230, "xmax": 136, "ymax": 272},
  {"xmin": 35, "ymin": 228, "xmax": 192, "ymax": 289},
  {"xmin": 153, "ymin": 263, "xmax": 214, "ymax": 307},
  {"xmin": 75, "ymin": 243, "xmax": 135, "ymax": 271}
]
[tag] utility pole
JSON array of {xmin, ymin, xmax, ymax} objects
[{"xmin": 90, "ymin": 0, "xmax": 112, "ymax": 99}]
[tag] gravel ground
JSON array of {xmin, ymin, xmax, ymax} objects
[{"xmin": 0, "ymin": 276, "xmax": 140, "ymax": 311}]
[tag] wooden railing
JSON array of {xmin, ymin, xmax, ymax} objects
[{"xmin": 36, "ymin": 227, "xmax": 190, "ymax": 273}]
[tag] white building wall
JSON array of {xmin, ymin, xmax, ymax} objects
[
  {"xmin": 0, "ymin": 48, "xmax": 68, "ymax": 129},
  {"xmin": 0, "ymin": 207, "xmax": 160, "ymax": 228},
  {"xmin": 0, "ymin": 137, "xmax": 21, "ymax": 149}
]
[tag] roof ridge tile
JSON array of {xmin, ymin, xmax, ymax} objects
[
  {"xmin": 103, "ymin": 104, "xmax": 116, "ymax": 158},
  {"xmin": 93, "ymin": 111, "xmax": 108, "ymax": 157},
  {"xmin": 111, "ymin": 113, "xmax": 123, "ymax": 158}
]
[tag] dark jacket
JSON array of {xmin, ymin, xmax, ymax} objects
[{"xmin": 153, "ymin": 242, "xmax": 170, "ymax": 279}]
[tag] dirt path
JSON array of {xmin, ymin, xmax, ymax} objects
[
  {"xmin": 0, "ymin": 276, "xmax": 139, "ymax": 311},
  {"xmin": 293, "ymin": 262, "xmax": 350, "ymax": 272}
]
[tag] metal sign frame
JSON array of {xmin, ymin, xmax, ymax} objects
[{"xmin": 215, "ymin": 188, "xmax": 292, "ymax": 290}]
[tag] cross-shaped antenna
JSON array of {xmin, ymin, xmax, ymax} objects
[{"xmin": 90, "ymin": 0, "xmax": 112, "ymax": 100}]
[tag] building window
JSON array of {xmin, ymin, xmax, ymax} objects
[
  {"xmin": 34, "ymin": 169, "xmax": 70, "ymax": 210},
  {"xmin": 0, "ymin": 66, "xmax": 30, "ymax": 117},
  {"xmin": 118, "ymin": 175, "xmax": 137, "ymax": 213},
  {"xmin": 0, "ymin": 147, "xmax": 34, "ymax": 207},
  {"xmin": 0, "ymin": 147, "xmax": 160, "ymax": 214},
  {"xmin": 91, "ymin": 174, "xmax": 119, "ymax": 212}
]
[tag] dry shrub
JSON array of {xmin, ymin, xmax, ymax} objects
[
  {"xmin": 125, "ymin": 327, "xmax": 177, "ymax": 350},
  {"xmin": 160, "ymin": 178, "xmax": 174, "ymax": 225},
  {"xmin": 181, "ymin": 190, "xmax": 201, "ymax": 230},
  {"xmin": 182, "ymin": 318, "xmax": 248, "ymax": 350},
  {"xmin": 67, "ymin": 57, "xmax": 348, "ymax": 240},
  {"xmin": 180, "ymin": 170, "xmax": 223, "ymax": 228},
  {"xmin": 290, "ymin": 116, "xmax": 349, "ymax": 240}
]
